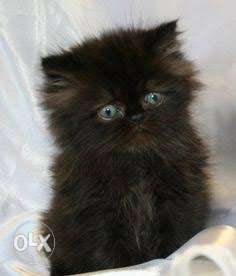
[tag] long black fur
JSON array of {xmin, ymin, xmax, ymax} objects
[{"xmin": 41, "ymin": 21, "xmax": 210, "ymax": 275}]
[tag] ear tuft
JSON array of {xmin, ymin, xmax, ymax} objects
[
  {"xmin": 144, "ymin": 20, "xmax": 180, "ymax": 55},
  {"xmin": 41, "ymin": 51, "xmax": 80, "ymax": 89},
  {"xmin": 157, "ymin": 20, "xmax": 179, "ymax": 38},
  {"xmin": 41, "ymin": 52, "xmax": 76, "ymax": 74}
]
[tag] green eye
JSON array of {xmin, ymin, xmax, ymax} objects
[
  {"xmin": 98, "ymin": 104, "xmax": 124, "ymax": 121},
  {"xmin": 144, "ymin": 92, "xmax": 162, "ymax": 105}
]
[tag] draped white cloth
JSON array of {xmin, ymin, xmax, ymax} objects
[{"xmin": 0, "ymin": 0, "xmax": 236, "ymax": 275}]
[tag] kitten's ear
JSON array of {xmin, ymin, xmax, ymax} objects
[
  {"xmin": 155, "ymin": 20, "xmax": 179, "ymax": 40},
  {"xmin": 41, "ymin": 52, "xmax": 80, "ymax": 89},
  {"xmin": 144, "ymin": 20, "xmax": 180, "ymax": 55}
]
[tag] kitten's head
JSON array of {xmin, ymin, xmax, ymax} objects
[{"xmin": 42, "ymin": 21, "xmax": 200, "ymax": 157}]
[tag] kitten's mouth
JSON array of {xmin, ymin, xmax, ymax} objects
[
  {"xmin": 129, "ymin": 125, "xmax": 155, "ymax": 146},
  {"xmin": 133, "ymin": 124, "xmax": 152, "ymax": 134}
]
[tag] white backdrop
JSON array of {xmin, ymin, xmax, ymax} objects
[{"xmin": 0, "ymin": 0, "xmax": 236, "ymax": 275}]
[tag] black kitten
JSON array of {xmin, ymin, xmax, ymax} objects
[{"xmin": 41, "ymin": 21, "xmax": 210, "ymax": 275}]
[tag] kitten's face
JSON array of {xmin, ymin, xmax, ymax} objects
[{"xmin": 42, "ymin": 21, "xmax": 200, "ymax": 156}]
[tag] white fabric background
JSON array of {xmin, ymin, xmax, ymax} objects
[{"xmin": 0, "ymin": 0, "xmax": 236, "ymax": 275}]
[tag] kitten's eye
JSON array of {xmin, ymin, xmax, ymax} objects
[
  {"xmin": 144, "ymin": 92, "xmax": 163, "ymax": 105},
  {"xmin": 98, "ymin": 105, "xmax": 124, "ymax": 121}
]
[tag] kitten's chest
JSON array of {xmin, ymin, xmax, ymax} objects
[
  {"xmin": 121, "ymin": 171, "xmax": 155, "ymax": 216},
  {"xmin": 115, "ymin": 161, "xmax": 156, "ymax": 210},
  {"xmin": 117, "ymin": 172, "xmax": 158, "ymax": 252},
  {"xmin": 119, "ymin": 165, "xmax": 156, "ymax": 219}
]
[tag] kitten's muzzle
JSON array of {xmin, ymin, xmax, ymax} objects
[{"xmin": 130, "ymin": 113, "xmax": 144, "ymax": 123}]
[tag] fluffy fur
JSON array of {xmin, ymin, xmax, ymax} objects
[{"xmin": 41, "ymin": 21, "xmax": 210, "ymax": 275}]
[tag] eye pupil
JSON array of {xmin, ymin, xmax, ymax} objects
[
  {"xmin": 105, "ymin": 108, "xmax": 111, "ymax": 116},
  {"xmin": 151, "ymin": 94, "xmax": 158, "ymax": 102}
]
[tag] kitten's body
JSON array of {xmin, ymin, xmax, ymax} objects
[{"xmin": 41, "ymin": 21, "xmax": 210, "ymax": 275}]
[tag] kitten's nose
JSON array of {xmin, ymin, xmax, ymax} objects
[{"xmin": 130, "ymin": 113, "xmax": 144, "ymax": 122}]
